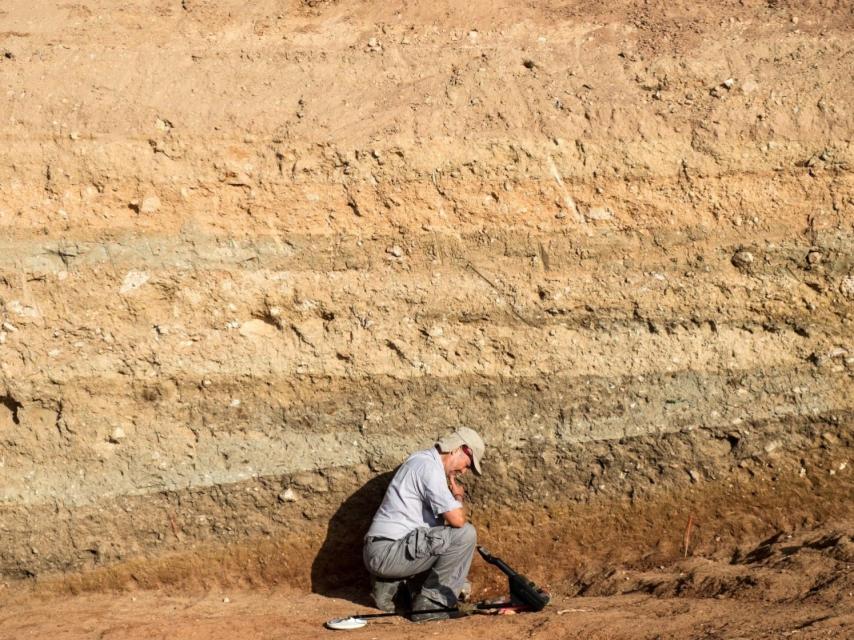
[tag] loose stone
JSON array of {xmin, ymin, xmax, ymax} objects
[{"xmin": 731, "ymin": 250, "xmax": 754, "ymax": 269}]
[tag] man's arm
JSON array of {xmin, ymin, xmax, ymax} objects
[
  {"xmin": 443, "ymin": 507, "xmax": 466, "ymax": 527},
  {"xmin": 443, "ymin": 471, "xmax": 467, "ymax": 527}
]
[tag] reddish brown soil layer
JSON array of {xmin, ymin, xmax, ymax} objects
[{"xmin": 2, "ymin": 518, "xmax": 852, "ymax": 640}]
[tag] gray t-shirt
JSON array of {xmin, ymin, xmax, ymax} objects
[{"xmin": 366, "ymin": 447, "xmax": 462, "ymax": 541}]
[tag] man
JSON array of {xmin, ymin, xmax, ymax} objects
[{"xmin": 362, "ymin": 427, "xmax": 485, "ymax": 622}]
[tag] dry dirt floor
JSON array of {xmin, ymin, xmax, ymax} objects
[{"xmin": 2, "ymin": 519, "xmax": 852, "ymax": 639}]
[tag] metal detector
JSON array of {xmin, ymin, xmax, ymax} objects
[{"xmin": 325, "ymin": 545, "xmax": 549, "ymax": 630}]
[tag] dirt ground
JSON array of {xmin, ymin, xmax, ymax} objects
[
  {"xmin": 1, "ymin": 590, "xmax": 849, "ymax": 640},
  {"xmin": 2, "ymin": 519, "xmax": 852, "ymax": 639}
]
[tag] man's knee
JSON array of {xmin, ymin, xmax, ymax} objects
[{"xmin": 456, "ymin": 522, "xmax": 477, "ymax": 547}]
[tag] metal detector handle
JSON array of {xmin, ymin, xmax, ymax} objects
[{"xmin": 477, "ymin": 546, "xmax": 515, "ymax": 577}]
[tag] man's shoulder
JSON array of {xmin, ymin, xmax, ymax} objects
[
  {"xmin": 399, "ymin": 448, "xmax": 439, "ymax": 475},
  {"xmin": 406, "ymin": 447, "xmax": 435, "ymax": 462}
]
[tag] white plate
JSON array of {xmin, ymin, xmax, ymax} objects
[{"xmin": 325, "ymin": 617, "xmax": 368, "ymax": 630}]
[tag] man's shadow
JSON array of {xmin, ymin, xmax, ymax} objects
[{"xmin": 311, "ymin": 470, "xmax": 395, "ymax": 605}]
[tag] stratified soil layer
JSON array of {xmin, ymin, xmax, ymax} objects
[{"xmin": 0, "ymin": 4, "xmax": 851, "ymax": 631}]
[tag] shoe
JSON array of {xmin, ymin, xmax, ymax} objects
[
  {"xmin": 410, "ymin": 594, "xmax": 454, "ymax": 622},
  {"xmin": 458, "ymin": 580, "xmax": 472, "ymax": 602},
  {"xmin": 370, "ymin": 577, "xmax": 402, "ymax": 613}
]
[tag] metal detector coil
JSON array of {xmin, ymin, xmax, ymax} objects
[
  {"xmin": 325, "ymin": 617, "xmax": 368, "ymax": 630},
  {"xmin": 477, "ymin": 545, "xmax": 550, "ymax": 611}
]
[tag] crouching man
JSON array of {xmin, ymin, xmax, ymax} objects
[{"xmin": 362, "ymin": 427, "xmax": 485, "ymax": 622}]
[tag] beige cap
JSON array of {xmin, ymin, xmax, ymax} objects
[{"xmin": 436, "ymin": 427, "xmax": 485, "ymax": 475}]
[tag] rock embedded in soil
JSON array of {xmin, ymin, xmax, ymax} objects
[
  {"xmin": 140, "ymin": 195, "xmax": 161, "ymax": 214},
  {"xmin": 731, "ymin": 250, "xmax": 755, "ymax": 269},
  {"xmin": 108, "ymin": 426, "xmax": 126, "ymax": 444},
  {"xmin": 585, "ymin": 206, "xmax": 613, "ymax": 221},
  {"xmin": 277, "ymin": 489, "xmax": 298, "ymax": 503}
]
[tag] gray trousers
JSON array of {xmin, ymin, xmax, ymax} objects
[{"xmin": 363, "ymin": 523, "xmax": 477, "ymax": 607}]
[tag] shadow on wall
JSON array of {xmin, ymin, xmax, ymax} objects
[{"xmin": 310, "ymin": 470, "xmax": 396, "ymax": 604}]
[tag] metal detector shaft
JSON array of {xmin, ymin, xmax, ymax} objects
[{"xmin": 343, "ymin": 601, "xmax": 514, "ymax": 620}]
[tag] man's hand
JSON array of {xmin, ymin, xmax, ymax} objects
[
  {"xmin": 444, "ymin": 468, "xmax": 468, "ymax": 527},
  {"xmin": 449, "ymin": 470, "xmax": 465, "ymax": 502}
]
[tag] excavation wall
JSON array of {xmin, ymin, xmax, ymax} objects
[{"xmin": 0, "ymin": 0, "xmax": 851, "ymax": 589}]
